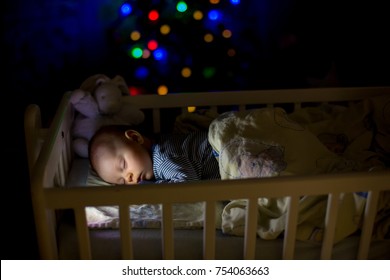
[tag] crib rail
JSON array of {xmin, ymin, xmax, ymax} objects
[
  {"xmin": 27, "ymin": 86, "xmax": 390, "ymax": 260},
  {"xmin": 45, "ymin": 172, "xmax": 390, "ymax": 260},
  {"xmin": 127, "ymin": 86, "xmax": 390, "ymax": 133},
  {"xmin": 126, "ymin": 86, "xmax": 390, "ymax": 108}
]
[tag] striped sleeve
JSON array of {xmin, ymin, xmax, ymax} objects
[
  {"xmin": 153, "ymin": 156, "xmax": 200, "ymax": 183},
  {"xmin": 152, "ymin": 131, "xmax": 220, "ymax": 183}
]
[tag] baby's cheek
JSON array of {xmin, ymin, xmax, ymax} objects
[{"xmin": 145, "ymin": 170, "xmax": 155, "ymax": 180}]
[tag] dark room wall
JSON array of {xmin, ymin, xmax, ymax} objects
[{"xmin": 3, "ymin": 0, "xmax": 389, "ymax": 259}]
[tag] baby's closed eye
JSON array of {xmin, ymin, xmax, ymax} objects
[{"xmin": 120, "ymin": 157, "xmax": 126, "ymax": 170}]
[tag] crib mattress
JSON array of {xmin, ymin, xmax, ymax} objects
[{"xmin": 59, "ymin": 159, "xmax": 390, "ymax": 260}]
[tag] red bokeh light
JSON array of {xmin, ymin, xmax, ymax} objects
[
  {"xmin": 147, "ymin": 40, "xmax": 158, "ymax": 51},
  {"xmin": 148, "ymin": 10, "xmax": 159, "ymax": 21}
]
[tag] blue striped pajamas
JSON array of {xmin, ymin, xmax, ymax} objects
[{"xmin": 152, "ymin": 131, "xmax": 220, "ymax": 183}]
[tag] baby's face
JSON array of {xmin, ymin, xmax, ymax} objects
[{"xmin": 93, "ymin": 135, "xmax": 154, "ymax": 185}]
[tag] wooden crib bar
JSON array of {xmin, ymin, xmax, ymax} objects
[
  {"xmin": 283, "ymin": 195, "xmax": 299, "ymax": 259},
  {"xmin": 74, "ymin": 206, "xmax": 91, "ymax": 259},
  {"xmin": 358, "ymin": 190, "xmax": 380, "ymax": 259},
  {"xmin": 26, "ymin": 87, "xmax": 390, "ymax": 260},
  {"xmin": 119, "ymin": 204, "xmax": 133, "ymax": 259},
  {"xmin": 162, "ymin": 202, "xmax": 175, "ymax": 259},
  {"xmin": 244, "ymin": 198, "xmax": 259, "ymax": 259},
  {"xmin": 203, "ymin": 201, "xmax": 216, "ymax": 259},
  {"xmin": 321, "ymin": 192, "xmax": 341, "ymax": 259}
]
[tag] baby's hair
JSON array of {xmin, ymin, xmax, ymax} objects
[{"xmin": 88, "ymin": 124, "xmax": 142, "ymax": 169}]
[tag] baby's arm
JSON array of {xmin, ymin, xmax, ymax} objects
[{"xmin": 154, "ymin": 156, "xmax": 200, "ymax": 183}]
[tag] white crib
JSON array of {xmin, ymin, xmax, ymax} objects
[{"xmin": 24, "ymin": 86, "xmax": 390, "ymax": 260}]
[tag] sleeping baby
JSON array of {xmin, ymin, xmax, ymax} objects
[{"xmin": 88, "ymin": 125, "xmax": 220, "ymax": 185}]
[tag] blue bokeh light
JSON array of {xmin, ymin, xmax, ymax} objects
[
  {"xmin": 208, "ymin": 10, "xmax": 221, "ymax": 21},
  {"xmin": 120, "ymin": 3, "xmax": 132, "ymax": 16},
  {"xmin": 153, "ymin": 47, "xmax": 168, "ymax": 61},
  {"xmin": 135, "ymin": 66, "xmax": 149, "ymax": 79}
]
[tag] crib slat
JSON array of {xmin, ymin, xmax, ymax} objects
[
  {"xmin": 320, "ymin": 193, "xmax": 341, "ymax": 259},
  {"xmin": 62, "ymin": 150, "xmax": 69, "ymax": 184},
  {"xmin": 244, "ymin": 198, "xmax": 258, "ymax": 260},
  {"xmin": 283, "ymin": 195, "xmax": 299, "ymax": 259},
  {"xmin": 203, "ymin": 201, "xmax": 216, "ymax": 259},
  {"xmin": 65, "ymin": 131, "xmax": 72, "ymax": 173},
  {"xmin": 119, "ymin": 205, "xmax": 133, "ymax": 260},
  {"xmin": 74, "ymin": 207, "xmax": 92, "ymax": 259},
  {"xmin": 161, "ymin": 203, "xmax": 174, "ymax": 259},
  {"xmin": 58, "ymin": 155, "xmax": 66, "ymax": 185},
  {"xmin": 24, "ymin": 104, "xmax": 42, "ymax": 175},
  {"xmin": 357, "ymin": 190, "xmax": 380, "ymax": 259},
  {"xmin": 62, "ymin": 132, "xmax": 72, "ymax": 182}
]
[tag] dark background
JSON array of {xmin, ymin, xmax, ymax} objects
[{"xmin": 3, "ymin": 0, "xmax": 389, "ymax": 259}]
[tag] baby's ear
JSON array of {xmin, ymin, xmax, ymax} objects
[{"xmin": 125, "ymin": 130, "xmax": 144, "ymax": 144}]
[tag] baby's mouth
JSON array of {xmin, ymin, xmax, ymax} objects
[{"xmin": 137, "ymin": 172, "xmax": 143, "ymax": 183}]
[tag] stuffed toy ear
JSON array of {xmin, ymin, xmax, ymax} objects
[
  {"xmin": 111, "ymin": 75, "xmax": 129, "ymax": 95},
  {"xmin": 70, "ymin": 89, "xmax": 99, "ymax": 118},
  {"xmin": 80, "ymin": 74, "xmax": 110, "ymax": 92}
]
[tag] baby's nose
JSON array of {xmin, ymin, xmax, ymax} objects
[{"xmin": 125, "ymin": 173, "xmax": 134, "ymax": 184}]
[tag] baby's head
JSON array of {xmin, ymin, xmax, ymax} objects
[{"xmin": 88, "ymin": 125, "xmax": 154, "ymax": 185}]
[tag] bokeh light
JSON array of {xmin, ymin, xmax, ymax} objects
[
  {"xmin": 130, "ymin": 31, "xmax": 141, "ymax": 41},
  {"xmin": 129, "ymin": 47, "xmax": 143, "ymax": 59},
  {"xmin": 208, "ymin": 10, "xmax": 221, "ymax": 21},
  {"xmin": 203, "ymin": 67, "xmax": 216, "ymax": 78},
  {"xmin": 204, "ymin": 33, "xmax": 214, "ymax": 43},
  {"xmin": 153, "ymin": 47, "xmax": 167, "ymax": 61},
  {"xmin": 222, "ymin": 29, "xmax": 232, "ymax": 38},
  {"xmin": 227, "ymin": 48, "xmax": 236, "ymax": 57},
  {"xmin": 176, "ymin": 2, "xmax": 188, "ymax": 13},
  {"xmin": 187, "ymin": 106, "xmax": 196, "ymax": 113},
  {"xmin": 160, "ymin": 24, "xmax": 171, "ymax": 35},
  {"xmin": 135, "ymin": 66, "xmax": 149, "ymax": 79},
  {"xmin": 147, "ymin": 40, "xmax": 158, "ymax": 51},
  {"xmin": 129, "ymin": 86, "xmax": 141, "ymax": 96},
  {"xmin": 142, "ymin": 49, "xmax": 151, "ymax": 58},
  {"xmin": 181, "ymin": 67, "xmax": 192, "ymax": 78},
  {"xmin": 110, "ymin": 0, "xmax": 251, "ymax": 94},
  {"xmin": 193, "ymin": 10, "xmax": 203, "ymax": 20},
  {"xmin": 120, "ymin": 3, "xmax": 132, "ymax": 16},
  {"xmin": 157, "ymin": 85, "xmax": 168, "ymax": 95},
  {"xmin": 148, "ymin": 10, "xmax": 159, "ymax": 21}
]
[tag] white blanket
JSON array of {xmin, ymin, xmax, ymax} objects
[
  {"xmin": 208, "ymin": 95, "xmax": 390, "ymax": 243},
  {"xmin": 86, "ymin": 202, "xmax": 223, "ymax": 229},
  {"xmin": 86, "ymin": 169, "xmax": 223, "ymax": 229}
]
